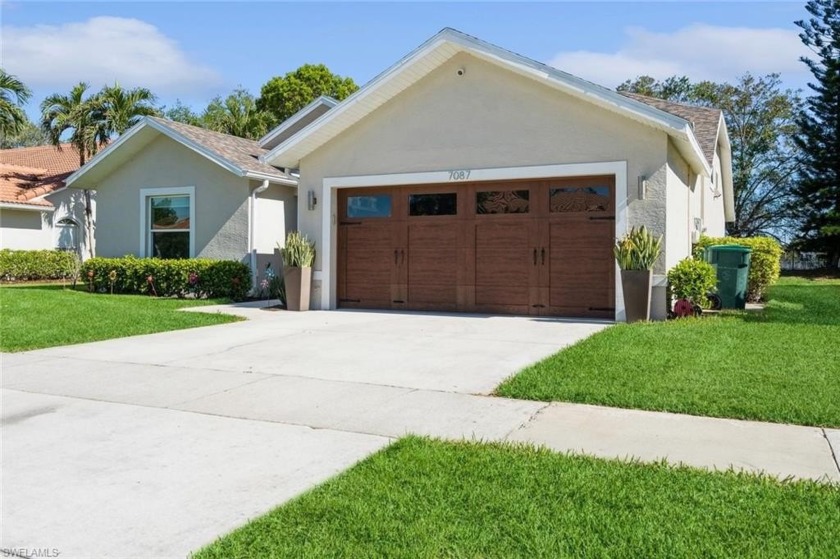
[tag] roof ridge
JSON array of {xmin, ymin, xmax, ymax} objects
[
  {"xmin": 150, "ymin": 116, "xmax": 262, "ymax": 147},
  {"xmin": 619, "ymin": 91, "xmax": 721, "ymax": 114}
]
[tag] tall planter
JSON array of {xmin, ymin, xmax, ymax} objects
[
  {"xmin": 621, "ymin": 270, "xmax": 653, "ymax": 322},
  {"xmin": 284, "ymin": 266, "xmax": 311, "ymax": 311}
]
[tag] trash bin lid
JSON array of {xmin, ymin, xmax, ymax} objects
[{"xmin": 708, "ymin": 244, "xmax": 752, "ymax": 253}]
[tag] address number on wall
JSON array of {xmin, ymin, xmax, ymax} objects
[{"xmin": 448, "ymin": 169, "xmax": 472, "ymax": 181}]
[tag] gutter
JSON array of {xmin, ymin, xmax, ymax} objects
[
  {"xmin": 0, "ymin": 202, "xmax": 55, "ymax": 212},
  {"xmin": 248, "ymin": 179, "xmax": 270, "ymax": 291}
]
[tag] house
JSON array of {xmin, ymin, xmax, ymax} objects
[
  {"xmin": 64, "ymin": 115, "xmax": 302, "ymax": 286},
  {"xmin": 0, "ymin": 144, "xmax": 93, "ymax": 256},
  {"xmin": 67, "ymin": 28, "xmax": 734, "ymax": 320}
]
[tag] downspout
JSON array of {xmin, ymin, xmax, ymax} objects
[{"xmin": 248, "ymin": 179, "xmax": 270, "ymax": 291}]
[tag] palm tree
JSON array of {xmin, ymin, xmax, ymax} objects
[
  {"xmin": 40, "ymin": 82, "xmax": 109, "ymax": 260},
  {"xmin": 0, "ymin": 69, "xmax": 32, "ymax": 137},
  {"xmin": 99, "ymin": 83, "xmax": 159, "ymax": 136},
  {"xmin": 40, "ymin": 82, "xmax": 108, "ymax": 166},
  {"xmin": 202, "ymin": 88, "xmax": 270, "ymax": 139}
]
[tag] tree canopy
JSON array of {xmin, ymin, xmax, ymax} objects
[
  {"xmin": 202, "ymin": 88, "xmax": 271, "ymax": 140},
  {"xmin": 257, "ymin": 64, "xmax": 358, "ymax": 126},
  {"xmin": 618, "ymin": 73, "xmax": 803, "ymax": 241},
  {"xmin": 793, "ymin": 0, "xmax": 840, "ymax": 266},
  {"xmin": 0, "ymin": 117, "xmax": 47, "ymax": 148}
]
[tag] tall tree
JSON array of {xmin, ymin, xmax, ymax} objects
[
  {"xmin": 40, "ymin": 82, "xmax": 107, "ymax": 166},
  {"xmin": 40, "ymin": 82, "xmax": 106, "ymax": 260},
  {"xmin": 202, "ymin": 88, "xmax": 271, "ymax": 139},
  {"xmin": 257, "ymin": 64, "xmax": 358, "ymax": 126},
  {"xmin": 618, "ymin": 73, "xmax": 803, "ymax": 240},
  {"xmin": 0, "ymin": 69, "xmax": 32, "ymax": 137},
  {"xmin": 99, "ymin": 83, "xmax": 159, "ymax": 136},
  {"xmin": 793, "ymin": 0, "xmax": 840, "ymax": 267}
]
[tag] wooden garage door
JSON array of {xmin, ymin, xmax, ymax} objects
[{"xmin": 338, "ymin": 176, "xmax": 614, "ymax": 318}]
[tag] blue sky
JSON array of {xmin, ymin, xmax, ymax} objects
[{"xmin": 3, "ymin": 2, "xmax": 812, "ymax": 120}]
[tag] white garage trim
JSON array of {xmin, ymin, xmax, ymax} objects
[{"xmin": 321, "ymin": 160, "xmax": 628, "ymax": 321}]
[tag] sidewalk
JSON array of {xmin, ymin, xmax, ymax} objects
[{"xmin": 507, "ymin": 402, "xmax": 840, "ymax": 482}]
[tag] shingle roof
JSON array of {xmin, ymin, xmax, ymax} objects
[
  {"xmin": 619, "ymin": 92, "xmax": 722, "ymax": 165},
  {"xmin": 0, "ymin": 144, "xmax": 82, "ymax": 207},
  {"xmin": 148, "ymin": 117, "xmax": 292, "ymax": 181}
]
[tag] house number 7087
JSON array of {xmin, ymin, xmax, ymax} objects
[{"xmin": 449, "ymin": 170, "xmax": 471, "ymax": 181}]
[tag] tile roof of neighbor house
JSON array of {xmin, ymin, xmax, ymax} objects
[
  {"xmin": 148, "ymin": 117, "xmax": 293, "ymax": 181},
  {"xmin": 0, "ymin": 144, "xmax": 82, "ymax": 207},
  {"xmin": 619, "ymin": 92, "xmax": 722, "ymax": 166}
]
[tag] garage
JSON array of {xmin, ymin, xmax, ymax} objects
[{"xmin": 337, "ymin": 176, "xmax": 615, "ymax": 318}]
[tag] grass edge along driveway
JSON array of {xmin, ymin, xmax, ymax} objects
[
  {"xmin": 496, "ymin": 277, "xmax": 840, "ymax": 428},
  {"xmin": 194, "ymin": 436, "xmax": 840, "ymax": 559},
  {"xmin": 0, "ymin": 284, "xmax": 240, "ymax": 352}
]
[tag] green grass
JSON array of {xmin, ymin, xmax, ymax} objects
[
  {"xmin": 497, "ymin": 277, "xmax": 840, "ymax": 427},
  {"xmin": 0, "ymin": 284, "xmax": 240, "ymax": 352},
  {"xmin": 194, "ymin": 437, "xmax": 840, "ymax": 559}
]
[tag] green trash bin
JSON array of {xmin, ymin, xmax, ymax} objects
[{"xmin": 705, "ymin": 245, "xmax": 752, "ymax": 309}]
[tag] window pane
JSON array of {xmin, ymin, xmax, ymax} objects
[
  {"xmin": 409, "ymin": 193, "xmax": 457, "ymax": 216},
  {"xmin": 347, "ymin": 195, "xmax": 392, "ymax": 218},
  {"xmin": 151, "ymin": 232, "xmax": 190, "ymax": 259},
  {"xmin": 549, "ymin": 186, "xmax": 610, "ymax": 212},
  {"xmin": 477, "ymin": 190, "xmax": 530, "ymax": 214},
  {"xmin": 151, "ymin": 196, "xmax": 190, "ymax": 230}
]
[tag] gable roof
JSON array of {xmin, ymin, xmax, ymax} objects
[
  {"xmin": 261, "ymin": 27, "xmax": 711, "ymax": 177},
  {"xmin": 0, "ymin": 144, "xmax": 82, "ymax": 210},
  {"xmin": 66, "ymin": 117, "xmax": 297, "ymax": 189},
  {"xmin": 259, "ymin": 96, "xmax": 338, "ymax": 151},
  {"xmin": 619, "ymin": 92, "xmax": 723, "ymax": 166}
]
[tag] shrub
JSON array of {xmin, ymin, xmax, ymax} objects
[
  {"xmin": 0, "ymin": 249, "xmax": 81, "ymax": 282},
  {"xmin": 694, "ymin": 236, "xmax": 782, "ymax": 301},
  {"xmin": 667, "ymin": 258, "xmax": 717, "ymax": 307},
  {"xmin": 81, "ymin": 256, "xmax": 251, "ymax": 300}
]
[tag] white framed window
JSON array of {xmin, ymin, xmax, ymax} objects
[
  {"xmin": 139, "ymin": 187, "xmax": 195, "ymax": 258},
  {"xmin": 55, "ymin": 217, "xmax": 79, "ymax": 251}
]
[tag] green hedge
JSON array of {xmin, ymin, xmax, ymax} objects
[
  {"xmin": 81, "ymin": 256, "xmax": 251, "ymax": 300},
  {"xmin": 694, "ymin": 236, "xmax": 783, "ymax": 301},
  {"xmin": 0, "ymin": 249, "xmax": 81, "ymax": 281}
]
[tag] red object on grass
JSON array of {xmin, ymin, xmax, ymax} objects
[{"xmin": 673, "ymin": 299, "xmax": 695, "ymax": 318}]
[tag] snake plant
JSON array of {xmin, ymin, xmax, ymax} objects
[
  {"xmin": 280, "ymin": 231, "xmax": 316, "ymax": 268},
  {"xmin": 614, "ymin": 226, "xmax": 662, "ymax": 270}
]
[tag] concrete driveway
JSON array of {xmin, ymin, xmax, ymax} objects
[{"xmin": 2, "ymin": 308, "xmax": 605, "ymax": 558}]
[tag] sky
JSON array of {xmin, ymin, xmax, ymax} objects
[{"xmin": 1, "ymin": 1, "xmax": 814, "ymax": 121}]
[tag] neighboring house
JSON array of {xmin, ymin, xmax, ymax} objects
[
  {"xmin": 0, "ymin": 144, "xmax": 93, "ymax": 257},
  {"xmin": 67, "ymin": 28, "xmax": 734, "ymax": 320}
]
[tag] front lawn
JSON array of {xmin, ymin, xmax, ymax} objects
[
  {"xmin": 195, "ymin": 437, "xmax": 840, "ymax": 559},
  {"xmin": 497, "ymin": 277, "xmax": 840, "ymax": 427},
  {"xmin": 0, "ymin": 285, "xmax": 240, "ymax": 352}
]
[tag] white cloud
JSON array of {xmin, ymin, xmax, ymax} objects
[
  {"xmin": 549, "ymin": 24, "xmax": 811, "ymax": 88},
  {"xmin": 2, "ymin": 16, "xmax": 222, "ymax": 95}
]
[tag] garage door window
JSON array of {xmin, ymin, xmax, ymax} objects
[
  {"xmin": 409, "ymin": 193, "xmax": 457, "ymax": 216},
  {"xmin": 477, "ymin": 190, "xmax": 530, "ymax": 214},
  {"xmin": 549, "ymin": 186, "xmax": 610, "ymax": 212},
  {"xmin": 347, "ymin": 194, "xmax": 391, "ymax": 218}
]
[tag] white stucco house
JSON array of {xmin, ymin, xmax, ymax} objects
[
  {"xmin": 0, "ymin": 144, "xmax": 94, "ymax": 257},
  {"xmin": 66, "ymin": 28, "xmax": 734, "ymax": 320}
]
